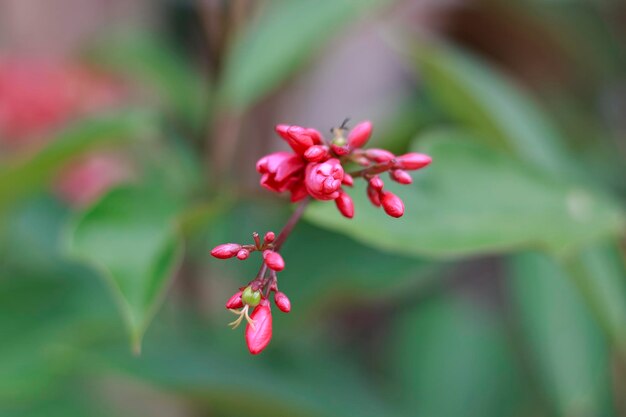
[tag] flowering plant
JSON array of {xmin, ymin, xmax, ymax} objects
[{"xmin": 211, "ymin": 120, "xmax": 431, "ymax": 354}]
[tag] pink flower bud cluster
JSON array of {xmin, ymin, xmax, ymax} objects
[
  {"xmin": 214, "ymin": 119, "xmax": 432, "ymax": 355},
  {"xmin": 257, "ymin": 121, "xmax": 432, "ymax": 218},
  {"xmin": 211, "ymin": 231, "xmax": 292, "ymax": 354}
]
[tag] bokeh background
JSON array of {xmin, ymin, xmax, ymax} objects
[{"xmin": 1, "ymin": 0, "xmax": 625, "ymax": 416}]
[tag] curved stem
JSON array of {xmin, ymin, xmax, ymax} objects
[{"xmin": 274, "ymin": 197, "xmax": 310, "ymax": 252}]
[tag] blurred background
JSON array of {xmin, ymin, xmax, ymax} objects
[{"xmin": 1, "ymin": 0, "xmax": 625, "ymax": 416}]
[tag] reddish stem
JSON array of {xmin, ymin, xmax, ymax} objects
[{"xmin": 250, "ymin": 197, "xmax": 310, "ymax": 290}]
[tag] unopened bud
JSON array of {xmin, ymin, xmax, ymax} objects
[
  {"xmin": 236, "ymin": 249, "xmax": 250, "ymax": 260},
  {"xmin": 264, "ymin": 231, "xmax": 275, "ymax": 244},
  {"xmin": 347, "ymin": 120, "xmax": 372, "ymax": 148},
  {"xmin": 303, "ymin": 145, "xmax": 329, "ymax": 162},
  {"xmin": 381, "ymin": 191, "xmax": 404, "ymax": 218},
  {"xmin": 390, "ymin": 169, "xmax": 412, "ymax": 184},
  {"xmin": 210, "ymin": 243, "xmax": 241, "ymax": 259},
  {"xmin": 369, "ymin": 176, "xmax": 384, "ymax": 191},
  {"xmin": 365, "ymin": 148, "xmax": 395, "ymax": 163},
  {"xmin": 331, "ymin": 143, "xmax": 350, "ymax": 156},
  {"xmin": 395, "ymin": 153, "xmax": 432, "ymax": 170},
  {"xmin": 335, "ymin": 192, "xmax": 354, "ymax": 219},
  {"xmin": 367, "ymin": 185, "xmax": 381, "ymax": 207},
  {"xmin": 225, "ymin": 291, "xmax": 244, "ymax": 309},
  {"xmin": 342, "ymin": 173, "xmax": 354, "ymax": 187},
  {"xmin": 274, "ymin": 292, "xmax": 291, "ymax": 313},
  {"xmin": 264, "ymin": 250, "xmax": 285, "ymax": 271}
]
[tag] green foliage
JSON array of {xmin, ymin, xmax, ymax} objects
[
  {"xmin": 507, "ymin": 252, "xmax": 613, "ymax": 416},
  {"xmin": 392, "ymin": 297, "xmax": 521, "ymax": 417},
  {"xmin": 86, "ymin": 34, "xmax": 209, "ymax": 130},
  {"xmin": 305, "ymin": 131, "xmax": 624, "ymax": 258},
  {"xmin": 65, "ymin": 186, "xmax": 184, "ymax": 353}
]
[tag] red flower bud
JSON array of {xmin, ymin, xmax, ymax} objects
[
  {"xmin": 236, "ymin": 249, "xmax": 250, "ymax": 260},
  {"xmin": 347, "ymin": 120, "xmax": 372, "ymax": 148},
  {"xmin": 264, "ymin": 231, "xmax": 275, "ymax": 244},
  {"xmin": 330, "ymin": 143, "xmax": 350, "ymax": 156},
  {"xmin": 246, "ymin": 300, "xmax": 272, "ymax": 355},
  {"xmin": 225, "ymin": 291, "xmax": 244, "ymax": 309},
  {"xmin": 365, "ymin": 148, "xmax": 395, "ymax": 163},
  {"xmin": 304, "ymin": 158, "xmax": 344, "ymax": 200},
  {"xmin": 210, "ymin": 243, "xmax": 241, "ymax": 259},
  {"xmin": 264, "ymin": 250, "xmax": 285, "ymax": 271},
  {"xmin": 274, "ymin": 291, "xmax": 291, "ymax": 313},
  {"xmin": 256, "ymin": 152, "xmax": 305, "ymax": 193},
  {"xmin": 275, "ymin": 125, "xmax": 322, "ymax": 155},
  {"xmin": 335, "ymin": 191, "xmax": 354, "ymax": 219},
  {"xmin": 381, "ymin": 191, "xmax": 404, "ymax": 218},
  {"xmin": 395, "ymin": 153, "xmax": 432, "ymax": 170},
  {"xmin": 303, "ymin": 145, "xmax": 329, "ymax": 162},
  {"xmin": 390, "ymin": 169, "xmax": 412, "ymax": 184},
  {"xmin": 367, "ymin": 185, "xmax": 381, "ymax": 207},
  {"xmin": 369, "ymin": 175, "xmax": 384, "ymax": 191},
  {"xmin": 342, "ymin": 173, "xmax": 354, "ymax": 187}
]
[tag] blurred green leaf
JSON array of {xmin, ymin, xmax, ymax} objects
[
  {"xmin": 65, "ymin": 186, "xmax": 184, "ymax": 353},
  {"xmin": 507, "ymin": 252, "xmax": 613, "ymax": 416},
  {"xmin": 391, "ymin": 297, "xmax": 520, "ymax": 417},
  {"xmin": 219, "ymin": 0, "xmax": 387, "ymax": 109},
  {"xmin": 97, "ymin": 333, "xmax": 398, "ymax": 417},
  {"xmin": 0, "ymin": 110, "xmax": 155, "ymax": 211},
  {"xmin": 566, "ymin": 242, "xmax": 626, "ymax": 352},
  {"xmin": 305, "ymin": 131, "xmax": 624, "ymax": 258},
  {"xmin": 405, "ymin": 40, "xmax": 573, "ymax": 175},
  {"xmin": 87, "ymin": 34, "xmax": 208, "ymax": 130}
]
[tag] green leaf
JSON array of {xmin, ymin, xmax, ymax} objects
[
  {"xmin": 404, "ymin": 40, "xmax": 573, "ymax": 175},
  {"xmin": 97, "ymin": 333, "xmax": 398, "ymax": 417},
  {"xmin": 0, "ymin": 110, "xmax": 155, "ymax": 211},
  {"xmin": 566, "ymin": 242, "xmax": 626, "ymax": 352},
  {"xmin": 219, "ymin": 0, "xmax": 387, "ymax": 110},
  {"xmin": 87, "ymin": 34, "xmax": 208, "ymax": 130},
  {"xmin": 507, "ymin": 252, "xmax": 613, "ymax": 416},
  {"xmin": 391, "ymin": 296, "xmax": 521, "ymax": 417},
  {"xmin": 65, "ymin": 186, "xmax": 184, "ymax": 353},
  {"xmin": 305, "ymin": 131, "xmax": 624, "ymax": 258}
]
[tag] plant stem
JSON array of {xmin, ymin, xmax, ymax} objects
[
  {"xmin": 349, "ymin": 160, "xmax": 396, "ymax": 178},
  {"xmin": 251, "ymin": 197, "xmax": 310, "ymax": 288},
  {"xmin": 274, "ymin": 197, "xmax": 310, "ymax": 251}
]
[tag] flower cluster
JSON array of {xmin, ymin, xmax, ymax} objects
[
  {"xmin": 257, "ymin": 120, "xmax": 431, "ymax": 218},
  {"xmin": 211, "ymin": 231, "xmax": 291, "ymax": 355},
  {"xmin": 213, "ymin": 120, "xmax": 432, "ymax": 355}
]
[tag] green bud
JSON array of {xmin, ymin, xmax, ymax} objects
[{"xmin": 242, "ymin": 286, "xmax": 261, "ymax": 307}]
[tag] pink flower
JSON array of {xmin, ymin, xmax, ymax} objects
[
  {"xmin": 304, "ymin": 158, "xmax": 344, "ymax": 200},
  {"xmin": 246, "ymin": 300, "xmax": 273, "ymax": 355},
  {"xmin": 54, "ymin": 152, "xmax": 131, "ymax": 207},
  {"xmin": 256, "ymin": 152, "xmax": 306, "ymax": 194}
]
